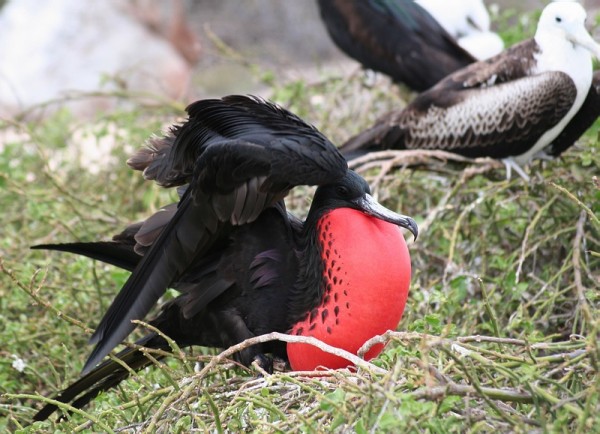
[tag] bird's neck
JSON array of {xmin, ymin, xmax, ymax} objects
[
  {"xmin": 534, "ymin": 31, "xmax": 593, "ymax": 86},
  {"xmin": 286, "ymin": 213, "xmax": 328, "ymax": 325}
]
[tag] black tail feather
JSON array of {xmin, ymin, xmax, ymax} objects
[
  {"xmin": 31, "ymin": 242, "xmax": 141, "ymax": 271},
  {"xmin": 32, "ymin": 333, "xmax": 169, "ymax": 422}
]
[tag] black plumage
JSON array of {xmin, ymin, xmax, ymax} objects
[
  {"xmin": 317, "ymin": 0, "xmax": 476, "ymax": 91},
  {"xmin": 32, "ymin": 95, "xmax": 417, "ymax": 421},
  {"xmin": 82, "ymin": 96, "xmax": 349, "ymax": 376}
]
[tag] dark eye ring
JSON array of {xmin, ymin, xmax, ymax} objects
[{"xmin": 555, "ymin": 16, "xmax": 562, "ymax": 23}]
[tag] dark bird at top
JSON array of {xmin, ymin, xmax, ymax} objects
[
  {"xmin": 32, "ymin": 95, "xmax": 417, "ymax": 421},
  {"xmin": 316, "ymin": 0, "xmax": 477, "ymax": 91},
  {"xmin": 340, "ymin": 2, "xmax": 600, "ymax": 180}
]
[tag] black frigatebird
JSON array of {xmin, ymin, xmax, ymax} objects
[
  {"xmin": 340, "ymin": 2, "xmax": 600, "ymax": 180},
  {"xmin": 31, "ymin": 95, "xmax": 417, "ymax": 421},
  {"xmin": 316, "ymin": 0, "xmax": 476, "ymax": 91}
]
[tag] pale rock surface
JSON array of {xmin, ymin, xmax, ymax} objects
[{"xmin": 0, "ymin": 0, "xmax": 192, "ymax": 117}]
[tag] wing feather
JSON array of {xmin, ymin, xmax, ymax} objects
[
  {"xmin": 342, "ymin": 70, "xmax": 577, "ymax": 160},
  {"xmin": 317, "ymin": 0, "xmax": 475, "ymax": 90},
  {"xmin": 82, "ymin": 95, "xmax": 347, "ymax": 374},
  {"xmin": 397, "ymin": 72, "xmax": 577, "ymax": 158}
]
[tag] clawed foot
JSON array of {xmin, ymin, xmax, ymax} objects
[
  {"xmin": 272, "ymin": 356, "xmax": 290, "ymax": 372},
  {"xmin": 501, "ymin": 157, "xmax": 530, "ymax": 182}
]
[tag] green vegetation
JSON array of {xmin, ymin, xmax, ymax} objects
[{"xmin": 1, "ymin": 8, "xmax": 599, "ymax": 433}]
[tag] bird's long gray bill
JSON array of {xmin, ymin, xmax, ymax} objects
[
  {"xmin": 355, "ymin": 194, "xmax": 418, "ymax": 240},
  {"xmin": 567, "ymin": 27, "xmax": 600, "ymax": 59}
]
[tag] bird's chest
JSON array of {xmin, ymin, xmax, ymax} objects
[
  {"xmin": 534, "ymin": 40, "xmax": 593, "ymax": 110},
  {"xmin": 288, "ymin": 208, "xmax": 411, "ymax": 370}
]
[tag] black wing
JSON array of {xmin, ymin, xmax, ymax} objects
[
  {"xmin": 33, "ymin": 202, "xmax": 302, "ymax": 421},
  {"xmin": 317, "ymin": 0, "xmax": 475, "ymax": 91},
  {"xmin": 82, "ymin": 95, "xmax": 347, "ymax": 374}
]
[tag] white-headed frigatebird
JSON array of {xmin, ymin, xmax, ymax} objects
[
  {"xmin": 31, "ymin": 95, "xmax": 417, "ymax": 421},
  {"xmin": 341, "ymin": 2, "xmax": 600, "ymax": 180},
  {"xmin": 316, "ymin": 0, "xmax": 477, "ymax": 91}
]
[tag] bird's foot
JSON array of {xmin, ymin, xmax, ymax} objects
[
  {"xmin": 501, "ymin": 158, "xmax": 530, "ymax": 182},
  {"xmin": 272, "ymin": 356, "xmax": 290, "ymax": 372}
]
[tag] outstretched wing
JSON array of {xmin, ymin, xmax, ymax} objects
[
  {"xmin": 82, "ymin": 95, "xmax": 347, "ymax": 374},
  {"xmin": 316, "ymin": 0, "xmax": 475, "ymax": 91}
]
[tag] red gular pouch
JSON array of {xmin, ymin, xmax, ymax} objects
[{"xmin": 287, "ymin": 208, "xmax": 412, "ymax": 371}]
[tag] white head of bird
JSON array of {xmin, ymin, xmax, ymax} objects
[{"xmin": 534, "ymin": 1, "xmax": 600, "ymax": 76}]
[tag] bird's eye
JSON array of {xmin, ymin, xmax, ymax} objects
[
  {"xmin": 555, "ymin": 16, "xmax": 562, "ymax": 23},
  {"xmin": 336, "ymin": 186, "xmax": 349, "ymax": 196}
]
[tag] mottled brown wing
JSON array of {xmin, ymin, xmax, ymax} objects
[
  {"xmin": 340, "ymin": 39, "xmax": 544, "ymax": 156},
  {"xmin": 395, "ymin": 72, "xmax": 578, "ymax": 159},
  {"xmin": 430, "ymin": 39, "xmax": 539, "ymax": 93},
  {"xmin": 342, "ymin": 71, "xmax": 577, "ymax": 160}
]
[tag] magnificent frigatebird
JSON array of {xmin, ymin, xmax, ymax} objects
[
  {"xmin": 340, "ymin": 2, "xmax": 600, "ymax": 180},
  {"xmin": 416, "ymin": 0, "xmax": 504, "ymax": 60},
  {"xmin": 316, "ymin": 0, "xmax": 476, "ymax": 91},
  {"xmin": 31, "ymin": 95, "xmax": 417, "ymax": 421}
]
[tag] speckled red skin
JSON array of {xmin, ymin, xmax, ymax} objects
[{"xmin": 287, "ymin": 208, "xmax": 411, "ymax": 371}]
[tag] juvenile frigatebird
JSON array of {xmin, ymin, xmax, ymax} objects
[
  {"xmin": 316, "ymin": 0, "xmax": 476, "ymax": 91},
  {"xmin": 341, "ymin": 2, "xmax": 600, "ymax": 180},
  {"xmin": 31, "ymin": 95, "xmax": 417, "ymax": 421}
]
